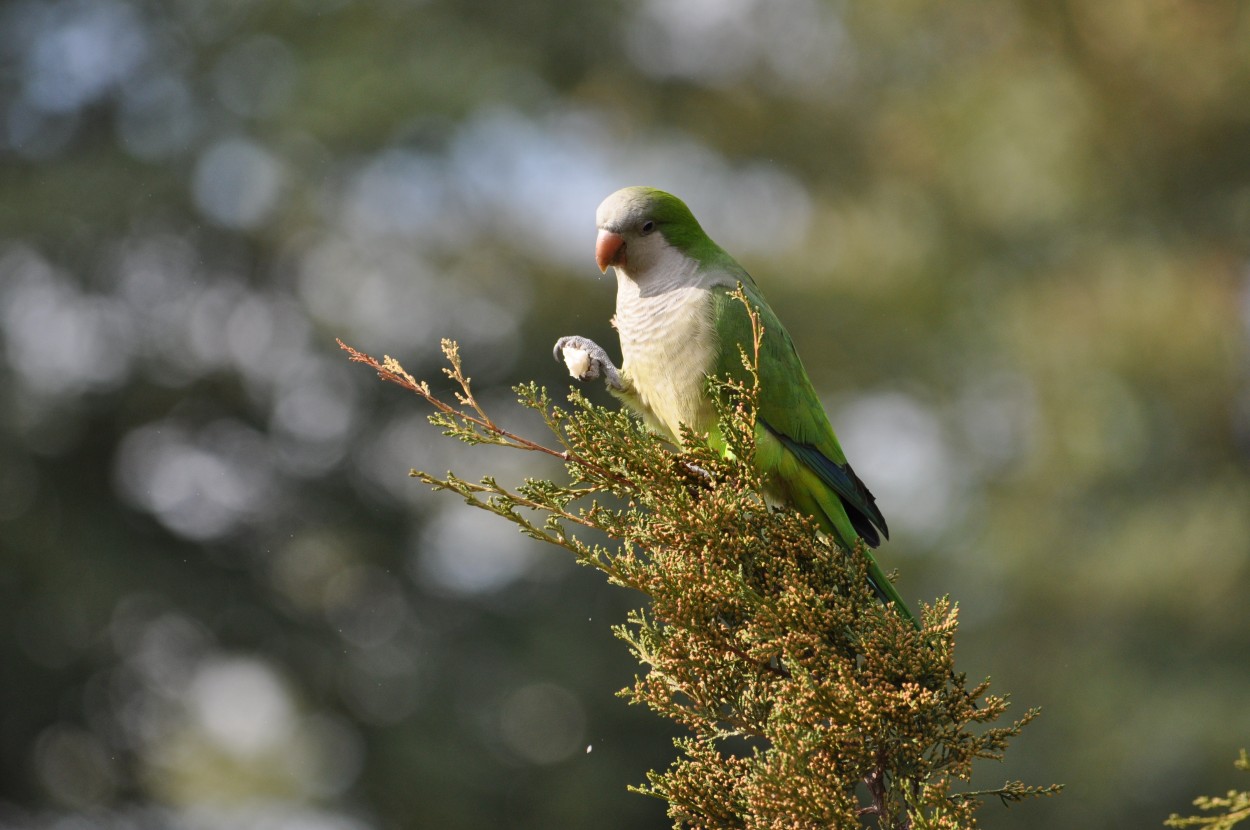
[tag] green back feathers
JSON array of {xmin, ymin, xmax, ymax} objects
[{"xmin": 709, "ymin": 282, "xmax": 889, "ymax": 549}]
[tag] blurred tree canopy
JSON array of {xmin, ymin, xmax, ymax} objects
[{"xmin": 0, "ymin": 1, "xmax": 1247, "ymax": 829}]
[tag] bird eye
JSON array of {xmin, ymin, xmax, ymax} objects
[{"xmin": 641, "ymin": 220, "xmax": 656, "ymax": 235}]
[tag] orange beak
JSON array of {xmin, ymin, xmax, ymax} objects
[{"xmin": 595, "ymin": 229, "xmax": 626, "ymax": 273}]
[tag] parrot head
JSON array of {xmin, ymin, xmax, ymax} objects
[{"xmin": 594, "ymin": 186, "xmax": 707, "ymax": 277}]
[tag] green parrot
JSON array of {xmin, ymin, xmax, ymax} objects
[{"xmin": 554, "ymin": 186, "xmax": 916, "ymax": 626}]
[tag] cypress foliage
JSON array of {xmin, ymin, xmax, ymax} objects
[
  {"xmin": 340, "ymin": 291, "xmax": 1059, "ymax": 828},
  {"xmin": 1167, "ymin": 751, "xmax": 1250, "ymax": 830}
]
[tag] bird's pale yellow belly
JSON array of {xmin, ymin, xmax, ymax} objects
[{"xmin": 615, "ymin": 282, "xmax": 718, "ymax": 444}]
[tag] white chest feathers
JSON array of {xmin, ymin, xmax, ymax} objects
[{"xmin": 614, "ymin": 271, "xmax": 719, "ymax": 443}]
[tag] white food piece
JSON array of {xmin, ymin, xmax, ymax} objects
[{"xmin": 563, "ymin": 346, "xmax": 591, "ymax": 378}]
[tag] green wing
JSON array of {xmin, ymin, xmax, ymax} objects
[
  {"xmin": 708, "ymin": 280, "xmax": 912, "ymax": 625},
  {"xmin": 709, "ymin": 282, "xmax": 889, "ymax": 546}
]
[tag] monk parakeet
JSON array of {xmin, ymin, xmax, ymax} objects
[{"xmin": 554, "ymin": 186, "xmax": 915, "ymax": 626}]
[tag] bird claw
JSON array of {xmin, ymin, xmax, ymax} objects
[{"xmin": 553, "ymin": 335, "xmax": 622, "ymax": 390}]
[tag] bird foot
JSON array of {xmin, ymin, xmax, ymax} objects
[{"xmin": 553, "ymin": 335, "xmax": 623, "ymax": 391}]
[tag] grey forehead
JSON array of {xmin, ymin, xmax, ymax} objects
[{"xmin": 595, "ymin": 189, "xmax": 651, "ymax": 230}]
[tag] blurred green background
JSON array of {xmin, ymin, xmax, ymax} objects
[{"xmin": 1, "ymin": 1, "xmax": 1248, "ymax": 828}]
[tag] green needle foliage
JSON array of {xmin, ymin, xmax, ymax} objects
[
  {"xmin": 340, "ymin": 293, "xmax": 1059, "ymax": 828},
  {"xmin": 1167, "ymin": 751, "xmax": 1250, "ymax": 830}
]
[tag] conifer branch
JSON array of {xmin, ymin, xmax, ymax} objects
[
  {"xmin": 1167, "ymin": 750, "xmax": 1250, "ymax": 830},
  {"xmin": 339, "ymin": 288, "xmax": 1060, "ymax": 828}
]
